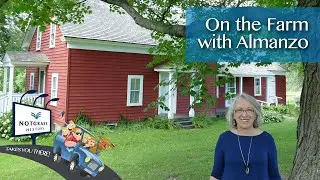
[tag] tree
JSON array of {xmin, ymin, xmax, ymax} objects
[{"xmin": 2, "ymin": 0, "xmax": 319, "ymax": 179}]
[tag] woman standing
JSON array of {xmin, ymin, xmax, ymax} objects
[{"xmin": 210, "ymin": 93, "xmax": 281, "ymax": 180}]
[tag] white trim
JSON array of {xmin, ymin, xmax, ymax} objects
[
  {"xmin": 225, "ymin": 78, "xmax": 236, "ymax": 107},
  {"xmin": 216, "ymin": 86, "xmax": 219, "ymax": 98},
  {"xmin": 66, "ymin": 37, "xmax": 153, "ymax": 55},
  {"xmin": 49, "ymin": 24, "xmax": 56, "ymax": 48},
  {"xmin": 127, "ymin": 75, "xmax": 144, "ymax": 106},
  {"xmin": 254, "ymin": 77, "xmax": 262, "ymax": 96},
  {"xmin": 51, "ymin": 73, "xmax": 58, "ymax": 106},
  {"xmin": 240, "ymin": 76, "xmax": 243, "ymax": 94},
  {"xmin": 217, "ymin": 74, "xmax": 274, "ymax": 77},
  {"xmin": 36, "ymin": 27, "xmax": 42, "ymax": 51},
  {"xmin": 38, "ymin": 69, "xmax": 46, "ymax": 93},
  {"xmin": 29, "ymin": 73, "xmax": 35, "ymax": 90}
]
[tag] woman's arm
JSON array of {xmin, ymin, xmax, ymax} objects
[
  {"xmin": 210, "ymin": 135, "xmax": 224, "ymax": 180},
  {"xmin": 268, "ymin": 135, "xmax": 281, "ymax": 180}
]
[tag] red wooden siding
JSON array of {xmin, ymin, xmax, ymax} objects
[
  {"xmin": 216, "ymin": 76, "xmax": 267, "ymax": 109},
  {"xmin": 28, "ymin": 25, "xmax": 69, "ymax": 124},
  {"xmin": 25, "ymin": 68, "xmax": 39, "ymax": 91},
  {"xmin": 176, "ymin": 87, "xmax": 190, "ymax": 115},
  {"xmin": 276, "ymin": 75, "xmax": 286, "ymax": 105},
  {"xmin": 194, "ymin": 75, "xmax": 216, "ymax": 116},
  {"xmin": 176, "ymin": 73, "xmax": 217, "ymax": 116},
  {"xmin": 67, "ymin": 49, "xmax": 158, "ymax": 123}
]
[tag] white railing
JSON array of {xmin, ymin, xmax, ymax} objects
[
  {"xmin": 0, "ymin": 93, "xmax": 45, "ymax": 117},
  {"xmin": 0, "ymin": 93, "xmax": 8, "ymax": 117},
  {"xmin": 257, "ymin": 100, "xmax": 271, "ymax": 106}
]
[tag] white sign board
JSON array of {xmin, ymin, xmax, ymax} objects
[{"xmin": 13, "ymin": 103, "xmax": 51, "ymax": 136}]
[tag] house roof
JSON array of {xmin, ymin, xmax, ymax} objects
[
  {"xmin": 2, "ymin": 51, "xmax": 50, "ymax": 67},
  {"xmin": 60, "ymin": 0, "xmax": 157, "ymax": 46},
  {"xmin": 154, "ymin": 63, "xmax": 286, "ymax": 76},
  {"xmin": 227, "ymin": 63, "xmax": 286, "ymax": 76}
]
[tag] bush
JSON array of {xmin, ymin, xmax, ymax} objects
[
  {"xmin": 143, "ymin": 116, "xmax": 180, "ymax": 130},
  {"xmin": 0, "ymin": 111, "xmax": 32, "ymax": 142},
  {"xmin": 76, "ymin": 111, "xmax": 94, "ymax": 126},
  {"xmin": 262, "ymin": 104, "xmax": 299, "ymax": 116},
  {"xmin": 192, "ymin": 113, "xmax": 218, "ymax": 128},
  {"xmin": 263, "ymin": 110, "xmax": 284, "ymax": 124},
  {"xmin": 117, "ymin": 116, "xmax": 180, "ymax": 130}
]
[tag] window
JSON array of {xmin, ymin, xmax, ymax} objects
[
  {"xmin": 49, "ymin": 24, "xmax": 56, "ymax": 48},
  {"xmin": 51, "ymin": 73, "xmax": 58, "ymax": 106},
  {"xmin": 254, "ymin": 77, "xmax": 262, "ymax": 96},
  {"xmin": 29, "ymin": 73, "xmax": 35, "ymax": 90},
  {"xmin": 127, "ymin": 75, "xmax": 143, "ymax": 106},
  {"xmin": 36, "ymin": 27, "xmax": 42, "ymax": 51},
  {"xmin": 225, "ymin": 78, "xmax": 236, "ymax": 107}
]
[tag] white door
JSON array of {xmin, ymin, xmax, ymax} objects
[
  {"xmin": 158, "ymin": 72, "xmax": 177, "ymax": 114},
  {"xmin": 225, "ymin": 78, "xmax": 236, "ymax": 107},
  {"xmin": 267, "ymin": 76, "xmax": 276, "ymax": 104}
]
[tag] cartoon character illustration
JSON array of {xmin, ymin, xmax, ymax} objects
[
  {"xmin": 53, "ymin": 123, "xmax": 114, "ymax": 177},
  {"xmin": 84, "ymin": 137, "xmax": 96, "ymax": 149},
  {"xmin": 64, "ymin": 128, "xmax": 82, "ymax": 147},
  {"xmin": 61, "ymin": 127, "xmax": 69, "ymax": 138},
  {"xmin": 66, "ymin": 120, "xmax": 76, "ymax": 135},
  {"xmin": 89, "ymin": 137, "xmax": 115, "ymax": 153}
]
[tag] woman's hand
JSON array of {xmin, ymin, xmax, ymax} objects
[{"xmin": 210, "ymin": 176, "xmax": 218, "ymax": 180}]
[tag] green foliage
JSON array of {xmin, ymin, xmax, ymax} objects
[
  {"xmin": 76, "ymin": 111, "xmax": 94, "ymax": 126},
  {"xmin": 3, "ymin": 0, "xmax": 92, "ymax": 31},
  {"xmin": 263, "ymin": 110, "xmax": 285, "ymax": 124},
  {"xmin": 192, "ymin": 114, "xmax": 220, "ymax": 128},
  {"xmin": 118, "ymin": 116, "xmax": 180, "ymax": 130},
  {"xmin": 0, "ymin": 111, "xmax": 32, "ymax": 142},
  {"xmin": 263, "ymin": 104, "xmax": 300, "ymax": 116},
  {"xmin": 282, "ymin": 63, "xmax": 304, "ymax": 91}
]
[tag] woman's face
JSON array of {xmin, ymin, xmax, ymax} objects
[{"xmin": 233, "ymin": 98, "xmax": 257, "ymax": 130}]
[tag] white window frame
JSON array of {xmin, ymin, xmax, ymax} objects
[
  {"xmin": 36, "ymin": 27, "xmax": 42, "ymax": 51},
  {"xmin": 216, "ymin": 86, "xmax": 219, "ymax": 98},
  {"xmin": 38, "ymin": 69, "xmax": 46, "ymax": 93},
  {"xmin": 254, "ymin": 77, "xmax": 262, "ymax": 96},
  {"xmin": 127, "ymin": 75, "xmax": 144, "ymax": 106},
  {"xmin": 51, "ymin": 73, "xmax": 59, "ymax": 106},
  {"xmin": 193, "ymin": 84, "xmax": 202, "ymax": 103},
  {"xmin": 49, "ymin": 24, "xmax": 56, "ymax": 48},
  {"xmin": 29, "ymin": 73, "xmax": 35, "ymax": 90},
  {"xmin": 225, "ymin": 78, "xmax": 236, "ymax": 107}
]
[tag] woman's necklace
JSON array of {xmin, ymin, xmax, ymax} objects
[{"xmin": 237, "ymin": 131, "xmax": 253, "ymax": 175}]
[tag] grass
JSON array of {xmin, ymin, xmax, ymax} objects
[{"xmin": 0, "ymin": 118, "xmax": 297, "ymax": 180}]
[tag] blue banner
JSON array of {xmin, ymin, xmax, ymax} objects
[{"xmin": 186, "ymin": 8, "xmax": 320, "ymax": 62}]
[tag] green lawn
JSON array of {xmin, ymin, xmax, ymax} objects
[{"xmin": 0, "ymin": 119, "xmax": 297, "ymax": 180}]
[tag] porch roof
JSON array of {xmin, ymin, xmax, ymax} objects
[
  {"xmin": 223, "ymin": 63, "xmax": 286, "ymax": 77},
  {"xmin": 154, "ymin": 64, "xmax": 196, "ymax": 73},
  {"xmin": 1, "ymin": 51, "xmax": 50, "ymax": 67}
]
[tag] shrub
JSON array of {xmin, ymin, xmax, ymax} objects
[
  {"xmin": 76, "ymin": 111, "xmax": 94, "ymax": 126},
  {"xmin": 116, "ymin": 116, "xmax": 180, "ymax": 130},
  {"xmin": 262, "ymin": 104, "xmax": 299, "ymax": 116},
  {"xmin": 143, "ymin": 116, "xmax": 180, "ymax": 130},
  {"xmin": 192, "ymin": 113, "xmax": 218, "ymax": 128},
  {"xmin": 0, "ymin": 111, "xmax": 32, "ymax": 142},
  {"xmin": 263, "ymin": 110, "xmax": 284, "ymax": 124}
]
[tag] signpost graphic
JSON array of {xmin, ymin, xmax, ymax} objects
[{"xmin": 12, "ymin": 90, "xmax": 59, "ymax": 145}]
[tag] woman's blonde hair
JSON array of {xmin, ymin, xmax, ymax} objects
[{"xmin": 226, "ymin": 93, "xmax": 263, "ymax": 128}]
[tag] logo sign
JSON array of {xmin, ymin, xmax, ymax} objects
[{"xmin": 13, "ymin": 103, "xmax": 51, "ymax": 136}]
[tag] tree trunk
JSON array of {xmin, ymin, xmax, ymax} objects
[{"xmin": 289, "ymin": 62, "xmax": 320, "ymax": 180}]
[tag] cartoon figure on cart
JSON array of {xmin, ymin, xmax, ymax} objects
[{"xmin": 53, "ymin": 118, "xmax": 114, "ymax": 177}]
